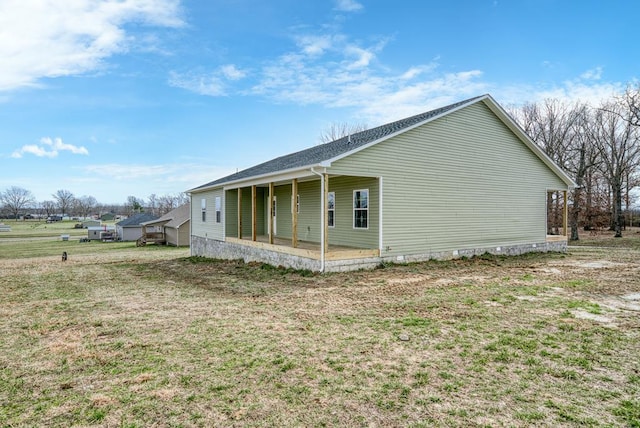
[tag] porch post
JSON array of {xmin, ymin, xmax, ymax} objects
[
  {"xmin": 251, "ymin": 185, "xmax": 257, "ymax": 241},
  {"xmin": 268, "ymin": 182, "xmax": 274, "ymax": 244},
  {"xmin": 292, "ymin": 179, "xmax": 298, "ymax": 248},
  {"xmin": 237, "ymin": 188, "xmax": 242, "ymax": 239},
  {"xmin": 563, "ymin": 190, "xmax": 568, "ymax": 237},
  {"xmin": 324, "ymin": 173, "xmax": 329, "ymax": 253}
]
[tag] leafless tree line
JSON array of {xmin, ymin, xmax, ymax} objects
[
  {"xmin": 0, "ymin": 187, "xmax": 189, "ymax": 220},
  {"xmin": 510, "ymin": 85, "xmax": 640, "ymax": 239}
]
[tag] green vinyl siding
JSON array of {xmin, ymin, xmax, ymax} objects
[
  {"xmin": 190, "ymin": 188, "xmax": 224, "ymax": 241},
  {"xmin": 225, "ymin": 189, "xmax": 237, "ymax": 238},
  {"xmin": 327, "ymin": 176, "xmax": 378, "ymax": 248},
  {"xmin": 226, "ymin": 187, "xmax": 267, "ymax": 238},
  {"xmin": 329, "ymin": 102, "xmax": 567, "ymax": 256}
]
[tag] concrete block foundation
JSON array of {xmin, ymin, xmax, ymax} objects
[{"xmin": 191, "ymin": 236, "xmax": 568, "ymax": 273}]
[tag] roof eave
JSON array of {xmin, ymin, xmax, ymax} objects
[{"xmin": 189, "ymin": 163, "xmax": 326, "ymax": 192}]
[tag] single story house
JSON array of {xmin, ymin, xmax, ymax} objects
[
  {"xmin": 140, "ymin": 204, "xmax": 191, "ymax": 247},
  {"xmin": 82, "ymin": 219, "xmax": 101, "ymax": 228},
  {"xmin": 115, "ymin": 213, "xmax": 159, "ymax": 242},
  {"xmin": 188, "ymin": 94, "xmax": 576, "ymax": 272},
  {"xmin": 87, "ymin": 225, "xmax": 116, "ymax": 241},
  {"xmin": 100, "ymin": 213, "xmax": 116, "ymax": 221}
]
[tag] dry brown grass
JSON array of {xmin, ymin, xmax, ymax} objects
[{"xmin": 1, "ymin": 243, "xmax": 639, "ymax": 427}]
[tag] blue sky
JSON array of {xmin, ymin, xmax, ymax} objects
[{"xmin": 0, "ymin": 0, "xmax": 637, "ymax": 204}]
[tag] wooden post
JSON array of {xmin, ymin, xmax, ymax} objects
[
  {"xmin": 563, "ymin": 190, "xmax": 568, "ymax": 237},
  {"xmin": 292, "ymin": 179, "xmax": 298, "ymax": 248},
  {"xmin": 237, "ymin": 188, "xmax": 242, "ymax": 239},
  {"xmin": 268, "ymin": 182, "xmax": 274, "ymax": 244},
  {"xmin": 324, "ymin": 174, "xmax": 329, "ymax": 253},
  {"xmin": 251, "ymin": 185, "xmax": 257, "ymax": 241}
]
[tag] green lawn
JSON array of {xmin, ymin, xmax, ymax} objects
[
  {"xmin": 0, "ymin": 219, "xmax": 106, "ymax": 239},
  {"xmin": 1, "ymin": 233, "xmax": 639, "ymax": 427}
]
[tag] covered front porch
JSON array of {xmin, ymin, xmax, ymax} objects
[{"xmin": 223, "ymin": 171, "xmax": 381, "ymax": 271}]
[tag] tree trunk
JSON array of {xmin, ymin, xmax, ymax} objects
[
  {"xmin": 570, "ymin": 187, "xmax": 582, "ymax": 241},
  {"xmin": 585, "ymin": 172, "xmax": 593, "ymax": 230},
  {"xmin": 546, "ymin": 192, "xmax": 553, "ymax": 235},
  {"xmin": 612, "ymin": 181, "xmax": 623, "ymax": 238}
]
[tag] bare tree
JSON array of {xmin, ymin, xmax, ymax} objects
[
  {"xmin": 513, "ymin": 99, "xmax": 582, "ymax": 234},
  {"xmin": 53, "ymin": 189, "xmax": 75, "ymax": 217},
  {"xmin": 148, "ymin": 193, "xmax": 158, "ymax": 215},
  {"xmin": 618, "ymin": 84, "xmax": 640, "ymax": 127},
  {"xmin": 592, "ymin": 99, "xmax": 640, "ymax": 237},
  {"xmin": 152, "ymin": 193, "xmax": 190, "ymax": 215},
  {"xmin": 40, "ymin": 200, "xmax": 56, "ymax": 219},
  {"xmin": 0, "ymin": 186, "xmax": 35, "ymax": 220},
  {"xmin": 125, "ymin": 196, "xmax": 144, "ymax": 216},
  {"xmin": 176, "ymin": 192, "xmax": 189, "ymax": 206},
  {"xmin": 564, "ymin": 105, "xmax": 600, "ymax": 240},
  {"xmin": 318, "ymin": 122, "xmax": 368, "ymax": 144},
  {"xmin": 74, "ymin": 195, "xmax": 97, "ymax": 219}
]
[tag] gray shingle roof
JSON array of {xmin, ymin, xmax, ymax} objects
[
  {"xmin": 140, "ymin": 204, "xmax": 190, "ymax": 228},
  {"xmin": 192, "ymin": 95, "xmax": 486, "ymax": 191},
  {"xmin": 116, "ymin": 212, "xmax": 159, "ymax": 227}
]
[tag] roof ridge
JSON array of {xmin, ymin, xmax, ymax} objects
[{"xmin": 190, "ymin": 94, "xmax": 488, "ymax": 190}]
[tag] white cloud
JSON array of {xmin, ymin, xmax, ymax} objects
[
  {"xmin": 494, "ymin": 68, "xmax": 623, "ymax": 108},
  {"xmin": 220, "ymin": 64, "xmax": 247, "ymax": 81},
  {"xmin": 296, "ymin": 35, "xmax": 335, "ymax": 56},
  {"xmin": 345, "ymin": 46, "xmax": 375, "ymax": 69},
  {"xmin": 168, "ymin": 71, "xmax": 226, "ymax": 96},
  {"xmin": 82, "ymin": 162, "xmax": 235, "ymax": 190},
  {"xmin": 249, "ymin": 27, "xmax": 486, "ymax": 123},
  {"xmin": 334, "ymin": 0, "xmax": 364, "ymax": 12},
  {"xmin": 0, "ymin": 0, "xmax": 183, "ymax": 91},
  {"xmin": 11, "ymin": 137, "xmax": 89, "ymax": 159},
  {"xmin": 580, "ymin": 67, "xmax": 603, "ymax": 80},
  {"xmin": 168, "ymin": 64, "xmax": 248, "ymax": 96}
]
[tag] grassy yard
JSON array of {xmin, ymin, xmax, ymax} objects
[
  {"xmin": 0, "ymin": 219, "xmax": 108, "ymax": 240},
  {"xmin": 0, "ymin": 235, "xmax": 639, "ymax": 426}
]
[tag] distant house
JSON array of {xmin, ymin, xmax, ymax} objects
[
  {"xmin": 87, "ymin": 225, "xmax": 116, "ymax": 241},
  {"xmin": 100, "ymin": 213, "xmax": 116, "ymax": 221},
  {"xmin": 140, "ymin": 204, "xmax": 191, "ymax": 247},
  {"xmin": 115, "ymin": 213, "xmax": 159, "ymax": 242},
  {"xmin": 82, "ymin": 220, "xmax": 100, "ymax": 228},
  {"xmin": 188, "ymin": 94, "xmax": 576, "ymax": 272}
]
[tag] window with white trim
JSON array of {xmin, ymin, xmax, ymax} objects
[
  {"xmin": 353, "ymin": 189, "xmax": 368, "ymax": 229},
  {"xmin": 327, "ymin": 192, "xmax": 335, "ymax": 227},
  {"xmin": 201, "ymin": 198, "xmax": 206, "ymax": 222},
  {"xmin": 215, "ymin": 196, "xmax": 221, "ymax": 223}
]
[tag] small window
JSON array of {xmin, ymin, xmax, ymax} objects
[
  {"xmin": 353, "ymin": 189, "xmax": 368, "ymax": 229},
  {"xmin": 201, "ymin": 198, "xmax": 206, "ymax": 222},
  {"xmin": 327, "ymin": 192, "xmax": 335, "ymax": 228},
  {"xmin": 215, "ymin": 196, "xmax": 221, "ymax": 223}
]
